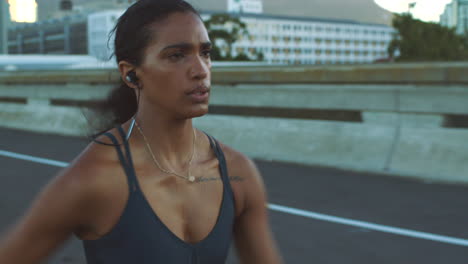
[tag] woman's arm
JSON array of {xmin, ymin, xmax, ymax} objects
[
  {"xmin": 232, "ymin": 155, "xmax": 284, "ymax": 264},
  {"xmin": 0, "ymin": 159, "xmax": 105, "ymax": 264}
]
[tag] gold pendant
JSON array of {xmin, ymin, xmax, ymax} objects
[{"xmin": 189, "ymin": 176, "xmax": 195, "ymax": 182}]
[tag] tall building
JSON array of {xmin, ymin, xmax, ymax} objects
[
  {"xmin": 0, "ymin": 0, "xmax": 10, "ymax": 53},
  {"xmin": 440, "ymin": 2, "xmax": 455, "ymax": 28},
  {"xmin": 35, "ymin": 0, "xmax": 61, "ymax": 21},
  {"xmin": 440, "ymin": 0, "xmax": 468, "ymax": 35},
  {"xmin": 457, "ymin": 0, "xmax": 468, "ymax": 35},
  {"xmin": 35, "ymin": 0, "xmax": 136, "ymax": 21}
]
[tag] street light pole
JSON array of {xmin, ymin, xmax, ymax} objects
[
  {"xmin": 0, "ymin": 0, "xmax": 10, "ymax": 54},
  {"xmin": 408, "ymin": 2, "xmax": 417, "ymax": 15}
]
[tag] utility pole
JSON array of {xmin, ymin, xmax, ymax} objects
[
  {"xmin": 0, "ymin": 0, "xmax": 10, "ymax": 54},
  {"xmin": 408, "ymin": 2, "xmax": 417, "ymax": 15}
]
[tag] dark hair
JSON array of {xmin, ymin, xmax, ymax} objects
[{"xmin": 90, "ymin": 0, "xmax": 201, "ymax": 136}]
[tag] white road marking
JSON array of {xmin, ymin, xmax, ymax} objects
[
  {"xmin": 0, "ymin": 150, "xmax": 68, "ymax": 168},
  {"xmin": 1, "ymin": 149, "xmax": 468, "ymax": 247},
  {"xmin": 268, "ymin": 204, "xmax": 468, "ymax": 247}
]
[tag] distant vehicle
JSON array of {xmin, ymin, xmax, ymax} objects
[{"xmin": 373, "ymin": 57, "xmax": 394, "ymax": 63}]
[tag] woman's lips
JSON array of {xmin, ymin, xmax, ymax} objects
[{"xmin": 188, "ymin": 90, "xmax": 209, "ymax": 102}]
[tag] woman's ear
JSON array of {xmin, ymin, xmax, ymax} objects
[{"xmin": 118, "ymin": 61, "xmax": 140, "ymax": 89}]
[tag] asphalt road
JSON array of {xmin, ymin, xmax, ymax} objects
[{"xmin": 1, "ymin": 127, "xmax": 468, "ymax": 264}]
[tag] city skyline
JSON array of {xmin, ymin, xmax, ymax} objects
[{"xmin": 8, "ymin": 0, "xmax": 453, "ymax": 23}]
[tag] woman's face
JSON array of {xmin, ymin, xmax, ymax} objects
[{"xmin": 137, "ymin": 11, "xmax": 212, "ymax": 119}]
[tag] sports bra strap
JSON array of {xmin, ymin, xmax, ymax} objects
[
  {"xmin": 202, "ymin": 132, "xmax": 230, "ymax": 183},
  {"xmin": 115, "ymin": 125, "xmax": 139, "ymax": 192},
  {"xmin": 202, "ymin": 131, "xmax": 216, "ymax": 150},
  {"xmin": 99, "ymin": 132, "xmax": 134, "ymax": 180}
]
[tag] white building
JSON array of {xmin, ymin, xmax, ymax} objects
[
  {"xmin": 203, "ymin": 12, "xmax": 394, "ymax": 65},
  {"xmin": 227, "ymin": 0, "xmax": 263, "ymax": 14}
]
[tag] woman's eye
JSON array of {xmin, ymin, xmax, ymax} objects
[
  {"xmin": 202, "ymin": 49, "xmax": 212, "ymax": 58},
  {"xmin": 169, "ymin": 53, "xmax": 185, "ymax": 60}
]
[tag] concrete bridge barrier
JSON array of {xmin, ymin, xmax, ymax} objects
[{"xmin": 0, "ymin": 63, "xmax": 467, "ymax": 184}]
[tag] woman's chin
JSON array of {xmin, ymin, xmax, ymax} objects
[{"xmin": 191, "ymin": 108, "xmax": 209, "ymax": 118}]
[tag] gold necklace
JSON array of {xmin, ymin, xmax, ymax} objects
[{"xmin": 135, "ymin": 121, "xmax": 196, "ymax": 182}]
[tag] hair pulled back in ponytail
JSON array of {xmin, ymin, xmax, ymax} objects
[{"xmin": 90, "ymin": 0, "xmax": 201, "ymax": 137}]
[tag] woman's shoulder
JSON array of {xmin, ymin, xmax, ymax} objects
[
  {"xmin": 215, "ymin": 140, "xmax": 266, "ymax": 215},
  {"xmin": 56, "ymin": 130, "xmax": 126, "ymax": 204},
  {"xmin": 216, "ymin": 141, "xmax": 261, "ymax": 180}
]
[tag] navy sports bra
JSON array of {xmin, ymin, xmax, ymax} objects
[{"xmin": 82, "ymin": 126, "xmax": 236, "ymax": 263}]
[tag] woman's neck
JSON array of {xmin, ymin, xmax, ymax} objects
[{"xmin": 125, "ymin": 110, "xmax": 196, "ymax": 171}]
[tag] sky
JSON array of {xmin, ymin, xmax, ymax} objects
[
  {"xmin": 8, "ymin": 0, "xmax": 453, "ymax": 23},
  {"xmin": 8, "ymin": 0, "xmax": 37, "ymax": 22},
  {"xmin": 374, "ymin": 0, "xmax": 452, "ymax": 22}
]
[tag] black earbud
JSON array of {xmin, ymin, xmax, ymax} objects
[{"xmin": 126, "ymin": 71, "xmax": 138, "ymax": 84}]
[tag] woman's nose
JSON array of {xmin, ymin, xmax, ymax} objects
[{"xmin": 190, "ymin": 56, "xmax": 210, "ymax": 80}]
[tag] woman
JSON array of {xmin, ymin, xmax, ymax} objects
[{"xmin": 0, "ymin": 0, "xmax": 283, "ymax": 263}]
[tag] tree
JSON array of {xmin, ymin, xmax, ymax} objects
[
  {"xmin": 388, "ymin": 13, "xmax": 468, "ymax": 62},
  {"xmin": 204, "ymin": 13, "xmax": 262, "ymax": 61}
]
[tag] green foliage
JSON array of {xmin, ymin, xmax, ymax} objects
[
  {"xmin": 204, "ymin": 13, "xmax": 259, "ymax": 61},
  {"xmin": 389, "ymin": 13, "xmax": 468, "ymax": 62}
]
